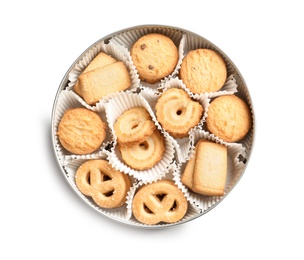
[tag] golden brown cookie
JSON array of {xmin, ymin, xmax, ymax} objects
[
  {"xmin": 206, "ymin": 95, "xmax": 252, "ymax": 142},
  {"xmin": 131, "ymin": 33, "xmax": 178, "ymax": 84},
  {"xmin": 193, "ymin": 140, "xmax": 227, "ymax": 196},
  {"xmin": 180, "ymin": 140, "xmax": 203, "ymax": 188},
  {"xmin": 132, "ymin": 180, "xmax": 188, "ymax": 225},
  {"xmin": 57, "ymin": 108, "xmax": 106, "ymax": 154},
  {"xmin": 181, "ymin": 140, "xmax": 227, "ymax": 196},
  {"xmin": 114, "ymin": 106, "xmax": 156, "ymax": 146},
  {"xmin": 75, "ymin": 159, "xmax": 131, "ymax": 208},
  {"xmin": 119, "ymin": 129, "xmax": 165, "ymax": 171},
  {"xmin": 76, "ymin": 61, "xmax": 132, "ymax": 105},
  {"xmin": 180, "ymin": 48, "xmax": 227, "ymax": 94},
  {"xmin": 82, "ymin": 52, "xmax": 117, "ymax": 74},
  {"xmin": 74, "ymin": 52, "xmax": 117, "ymax": 96},
  {"xmin": 155, "ymin": 88, "xmax": 203, "ymax": 138}
]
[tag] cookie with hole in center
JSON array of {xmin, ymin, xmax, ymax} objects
[
  {"xmin": 118, "ymin": 129, "xmax": 165, "ymax": 171},
  {"xmin": 155, "ymin": 88, "xmax": 203, "ymax": 138},
  {"xmin": 114, "ymin": 106, "xmax": 156, "ymax": 146}
]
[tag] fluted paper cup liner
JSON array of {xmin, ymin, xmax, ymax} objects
[
  {"xmin": 66, "ymin": 41, "xmax": 140, "ymax": 106},
  {"xmin": 110, "ymin": 27, "xmax": 185, "ymax": 89},
  {"xmin": 105, "ymin": 91, "xmax": 175, "ymax": 184},
  {"xmin": 126, "ymin": 163, "xmax": 201, "ymax": 227},
  {"xmin": 153, "ymin": 77, "xmax": 210, "ymax": 163},
  {"xmin": 174, "ymin": 128, "xmax": 246, "ymax": 212},
  {"xmin": 53, "ymin": 90, "xmax": 111, "ymax": 166},
  {"xmin": 179, "ymin": 33, "xmax": 238, "ymax": 97},
  {"xmin": 63, "ymin": 151, "xmax": 136, "ymax": 222}
]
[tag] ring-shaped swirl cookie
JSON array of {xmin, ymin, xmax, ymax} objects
[
  {"xmin": 75, "ymin": 159, "xmax": 131, "ymax": 208},
  {"xmin": 114, "ymin": 106, "xmax": 156, "ymax": 146},
  {"xmin": 119, "ymin": 129, "xmax": 165, "ymax": 170},
  {"xmin": 155, "ymin": 88, "xmax": 203, "ymax": 138},
  {"xmin": 132, "ymin": 180, "xmax": 188, "ymax": 225}
]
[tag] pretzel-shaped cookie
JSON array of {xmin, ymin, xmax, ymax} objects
[
  {"xmin": 75, "ymin": 159, "xmax": 131, "ymax": 208},
  {"xmin": 132, "ymin": 180, "xmax": 188, "ymax": 225}
]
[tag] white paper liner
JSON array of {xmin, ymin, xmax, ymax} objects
[
  {"xmin": 149, "ymin": 77, "xmax": 209, "ymax": 164},
  {"xmin": 63, "ymin": 152, "xmax": 137, "ymax": 221},
  {"xmin": 186, "ymin": 77, "xmax": 239, "ymax": 139},
  {"xmin": 178, "ymin": 33, "xmax": 238, "ymax": 96},
  {"xmin": 174, "ymin": 129, "xmax": 246, "ymax": 212},
  {"xmin": 181, "ymin": 33, "xmax": 235, "ymax": 74},
  {"xmin": 53, "ymin": 90, "xmax": 111, "ymax": 166},
  {"xmin": 105, "ymin": 91, "xmax": 175, "ymax": 184},
  {"xmin": 200, "ymin": 85, "xmax": 254, "ymax": 152},
  {"xmin": 66, "ymin": 41, "xmax": 140, "ymax": 105},
  {"xmin": 110, "ymin": 26, "xmax": 185, "ymax": 89}
]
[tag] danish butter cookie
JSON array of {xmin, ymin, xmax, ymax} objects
[
  {"xmin": 81, "ymin": 52, "xmax": 117, "ymax": 74},
  {"xmin": 75, "ymin": 159, "xmax": 131, "ymax": 208},
  {"xmin": 114, "ymin": 106, "xmax": 156, "ymax": 146},
  {"xmin": 131, "ymin": 33, "xmax": 178, "ymax": 84},
  {"xmin": 132, "ymin": 180, "xmax": 188, "ymax": 225},
  {"xmin": 57, "ymin": 108, "xmax": 107, "ymax": 155},
  {"xmin": 180, "ymin": 140, "xmax": 203, "ymax": 188},
  {"xmin": 181, "ymin": 140, "xmax": 227, "ymax": 196},
  {"xmin": 206, "ymin": 95, "xmax": 252, "ymax": 142},
  {"xmin": 74, "ymin": 52, "xmax": 117, "ymax": 96},
  {"xmin": 180, "ymin": 49, "xmax": 227, "ymax": 94},
  {"xmin": 155, "ymin": 88, "xmax": 203, "ymax": 138},
  {"xmin": 77, "ymin": 61, "xmax": 132, "ymax": 105},
  {"xmin": 119, "ymin": 129, "xmax": 165, "ymax": 171}
]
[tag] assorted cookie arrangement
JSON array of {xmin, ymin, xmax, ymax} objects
[{"xmin": 53, "ymin": 26, "xmax": 254, "ymax": 227}]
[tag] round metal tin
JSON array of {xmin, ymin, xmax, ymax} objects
[{"xmin": 51, "ymin": 24, "xmax": 255, "ymax": 229}]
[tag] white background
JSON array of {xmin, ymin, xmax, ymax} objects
[{"xmin": 1, "ymin": 0, "xmax": 303, "ymax": 259}]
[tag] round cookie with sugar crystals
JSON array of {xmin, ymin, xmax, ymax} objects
[
  {"xmin": 57, "ymin": 107, "xmax": 107, "ymax": 154},
  {"xmin": 206, "ymin": 95, "xmax": 252, "ymax": 142},
  {"xmin": 180, "ymin": 48, "xmax": 227, "ymax": 94},
  {"xmin": 131, "ymin": 33, "xmax": 178, "ymax": 84}
]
